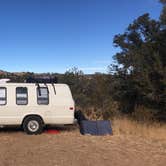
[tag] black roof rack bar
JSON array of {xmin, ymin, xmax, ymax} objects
[{"xmin": 25, "ymin": 76, "xmax": 58, "ymax": 84}]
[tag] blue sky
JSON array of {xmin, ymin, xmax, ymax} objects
[{"xmin": 0, "ymin": 0, "xmax": 162, "ymax": 73}]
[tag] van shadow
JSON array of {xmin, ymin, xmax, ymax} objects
[
  {"xmin": 0, "ymin": 126, "xmax": 23, "ymax": 133},
  {"xmin": 0, "ymin": 124, "xmax": 78, "ymax": 134},
  {"xmin": 45, "ymin": 124, "xmax": 78, "ymax": 132}
]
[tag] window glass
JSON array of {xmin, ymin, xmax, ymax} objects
[
  {"xmin": 37, "ymin": 87, "xmax": 49, "ymax": 105},
  {"xmin": 16, "ymin": 87, "xmax": 28, "ymax": 105},
  {"xmin": 0, "ymin": 88, "xmax": 6, "ymax": 105}
]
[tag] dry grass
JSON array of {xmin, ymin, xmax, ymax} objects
[
  {"xmin": 0, "ymin": 120, "xmax": 165, "ymax": 166},
  {"xmin": 82, "ymin": 107, "xmax": 166, "ymax": 141},
  {"xmin": 112, "ymin": 118, "xmax": 166, "ymax": 141},
  {"xmin": 83, "ymin": 107, "xmax": 166, "ymax": 141}
]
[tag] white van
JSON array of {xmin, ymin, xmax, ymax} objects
[{"xmin": 0, "ymin": 81, "xmax": 75, "ymax": 134}]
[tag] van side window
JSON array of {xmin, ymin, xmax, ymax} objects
[
  {"xmin": 16, "ymin": 87, "xmax": 28, "ymax": 105},
  {"xmin": 0, "ymin": 88, "xmax": 7, "ymax": 105},
  {"xmin": 37, "ymin": 87, "xmax": 49, "ymax": 105}
]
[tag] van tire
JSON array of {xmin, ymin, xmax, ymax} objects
[{"xmin": 23, "ymin": 116, "xmax": 44, "ymax": 135}]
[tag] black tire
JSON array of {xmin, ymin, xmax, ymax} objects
[{"xmin": 22, "ymin": 116, "xmax": 44, "ymax": 135}]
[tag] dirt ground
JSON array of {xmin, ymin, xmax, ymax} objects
[{"xmin": 0, "ymin": 126, "xmax": 165, "ymax": 166}]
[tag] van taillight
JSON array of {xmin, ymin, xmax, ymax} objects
[{"xmin": 69, "ymin": 107, "xmax": 74, "ymax": 110}]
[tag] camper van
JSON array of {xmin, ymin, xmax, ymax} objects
[{"xmin": 0, "ymin": 79, "xmax": 75, "ymax": 134}]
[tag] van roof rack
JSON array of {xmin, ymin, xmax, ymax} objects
[{"xmin": 25, "ymin": 76, "xmax": 58, "ymax": 84}]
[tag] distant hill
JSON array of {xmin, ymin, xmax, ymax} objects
[
  {"xmin": 0, "ymin": 70, "xmax": 8, "ymax": 74},
  {"xmin": 0, "ymin": 70, "xmax": 27, "ymax": 77},
  {"xmin": 0, "ymin": 70, "xmax": 4, "ymax": 72},
  {"xmin": 0, "ymin": 70, "xmax": 65, "ymax": 83},
  {"xmin": 0, "ymin": 69, "xmax": 102, "ymax": 83}
]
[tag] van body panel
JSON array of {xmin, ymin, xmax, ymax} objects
[{"xmin": 0, "ymin": 83, "xmax": 75, "ymax": 125}]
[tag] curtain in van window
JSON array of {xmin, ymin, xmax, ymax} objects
[
  {"xmin": 0, "ymin": 88, "xmax": 6, "ymax": 105},
  {"xmin": 16, "ymin": 87, "xmax": 28, "ymax": 105},
  {"xmin": 37, "ymin": 87, "xmax": 49, "ymax": 105}
]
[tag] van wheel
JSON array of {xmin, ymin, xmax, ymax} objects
[{"xmin": 23, "ymin": 116, "xmax": 44, "ymax": 135}]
